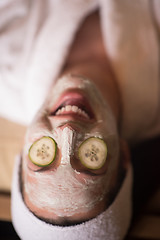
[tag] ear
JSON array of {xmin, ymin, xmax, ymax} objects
[{"xmin": 119, "ymin": 138, "xmax": 131, "ymax": 170}]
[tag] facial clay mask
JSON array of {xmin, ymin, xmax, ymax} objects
[
  {"xmin": 21, "ymin": 74, "xmax": 121, "ymax": 227},
  {"xmin": 24, "ymin": 127, "xmax": 113, "ymax": 217},
  {"xmin": 12, "ymin": 155, "xmax": 133, "ymax": 240}
]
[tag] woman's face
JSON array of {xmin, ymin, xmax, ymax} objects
[{"xmin": 22, "ymin": 75, "xmax": 120, "ymax": 225}]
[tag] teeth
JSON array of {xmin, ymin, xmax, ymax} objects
[
  {"xmin": 55, "ymin": 105, "xmax": 89, "ymax": 119},
  {"xmin": 61, "ymin": 107, "xmax": 65, "ymax": 113},
  {"xmin": 72, "ymin": 105, "xmax": 78, "ymax": 112},
  {"xmin": 56, "ymin": 109, "xmax": 61, "ymax": 115},
  {"xmin": 78, "ymin": 108, "xmax": 82, "ymax": 114},
  {"xmin": 66, "ymin": 105, "xmax": 72, "ymax": 111}
]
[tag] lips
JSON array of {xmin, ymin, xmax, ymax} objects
[
  {"xmin": 50, "ymin": 91, "xmax": 95, "ymax": 121},
  {"xmin": 55, "ymin": 105, "xmax": 90, "ymax": 119}
]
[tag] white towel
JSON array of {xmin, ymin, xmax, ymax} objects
[
  {"xmin": 0, "ymin": 0, "xmax": 160, "ymax": 142},
  {"xmin": 0, "ymin": 0, "xmax": 98, "ymax": 125},
  {"xmin": 11, "ymin": 155, "xmax": 133, "ymax": 240}
]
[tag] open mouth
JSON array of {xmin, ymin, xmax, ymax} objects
[{"xmin": 50, "ymin": 92, "xmax": 95, "ymax": 121}]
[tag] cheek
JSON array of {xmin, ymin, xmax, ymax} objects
[
  {"xmin": 24, "ymin": 127, "xmax": 53, "ymax": 153},
  {"xmin": 26, "ymin": 111, "xmax": 52, "ymax": 141},
  {"xmin": 95, "ymin": 99, "xmax": 117, "ymax": 135},
  {"xmin": 23, "ymin": 170, "xmax": 38, "ymax": 196},
  {"xmin": 25, "ymin": 154, "xmax": 42, "ymax": 171}
]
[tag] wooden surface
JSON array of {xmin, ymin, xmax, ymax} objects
[
  {"xmin": 0, "ymin": 117, "xmax": 160, "ymax": 239},
  {"xmin": 0, "ymin": 193, "xmax": 11, "ymax": 221},
  {"xmin": 0, "ymin": 117, "xmax": 26, "ymax": 191}
]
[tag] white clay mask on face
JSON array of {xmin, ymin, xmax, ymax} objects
[
  {"xmin": 24, "ymin": 127, "xmax": 112, "ymax": 218},
  {"xmin": 12, "ymin": 155, "xmax": 133, "ymax": 240},
  {"xmin": 46, "ymin": 75, "xmax": 116, "ymax": 129}
]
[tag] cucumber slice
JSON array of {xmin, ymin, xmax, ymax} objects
[
  {"xmin": 29, "ymin": 136, "xmax": 57, "ymax": 167},
  {"xmin": 78, "ymin": 137, "xmax": 107, "ymax": 170}
]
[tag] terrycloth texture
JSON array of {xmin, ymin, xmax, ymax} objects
[
  {"xmin": 0, "ymin": 0, "xmax": 160, "ymax": 142},
  {"xmin": 100, "ymin": 0, "xmax": 160, "ymax": 142},
  {"xmin": 0, "ymin": 0, "xmax": 98, "ymax": 125},
  {"xmin": 11, "ymin": 155, "xmax": 133, "ymax": 240}
]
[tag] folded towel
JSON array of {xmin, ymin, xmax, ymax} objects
[
  {"xmin": 0, "ymin": 0, "xmax": 160, "ymax": 142},
  {"xmin": 11, "ymin": 155, "xmax": 133, "ymax": 240}
]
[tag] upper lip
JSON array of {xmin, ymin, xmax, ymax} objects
[{"xmin": 49, "ymin": 90, "xmax": 95, "ymax": 121}]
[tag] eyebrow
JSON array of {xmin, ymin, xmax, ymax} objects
[
  {"xmin": 27, "ymin": 164, "xmax": 103, "ymax": 177},
  {"xmin": 37, "ymin": 214, "xmax": 86, "ymax": 227},
  {"xmin": 27, "ymin": 165, "xmax": 51, "ymax": 173}
]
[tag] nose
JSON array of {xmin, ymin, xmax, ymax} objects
[
  {"xmin": 60, "ymin": 126, "xmax": 76, "ymax": 165},
  {"xmin": 56, "ymin": 126, "xmax": 86, "ymax": 174}
]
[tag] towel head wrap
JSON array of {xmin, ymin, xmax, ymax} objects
[{"xmin": 11, "ymin": 155, "xmax": 132, "ymax": 240}]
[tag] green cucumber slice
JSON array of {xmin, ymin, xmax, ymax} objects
[
  {"xmin": 29, "ymin": 136, "xmax": 57, "ymax": 167},
  {"xmin": 78, "ymin": 137, "xmax": 107, "ymax": 170}
]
